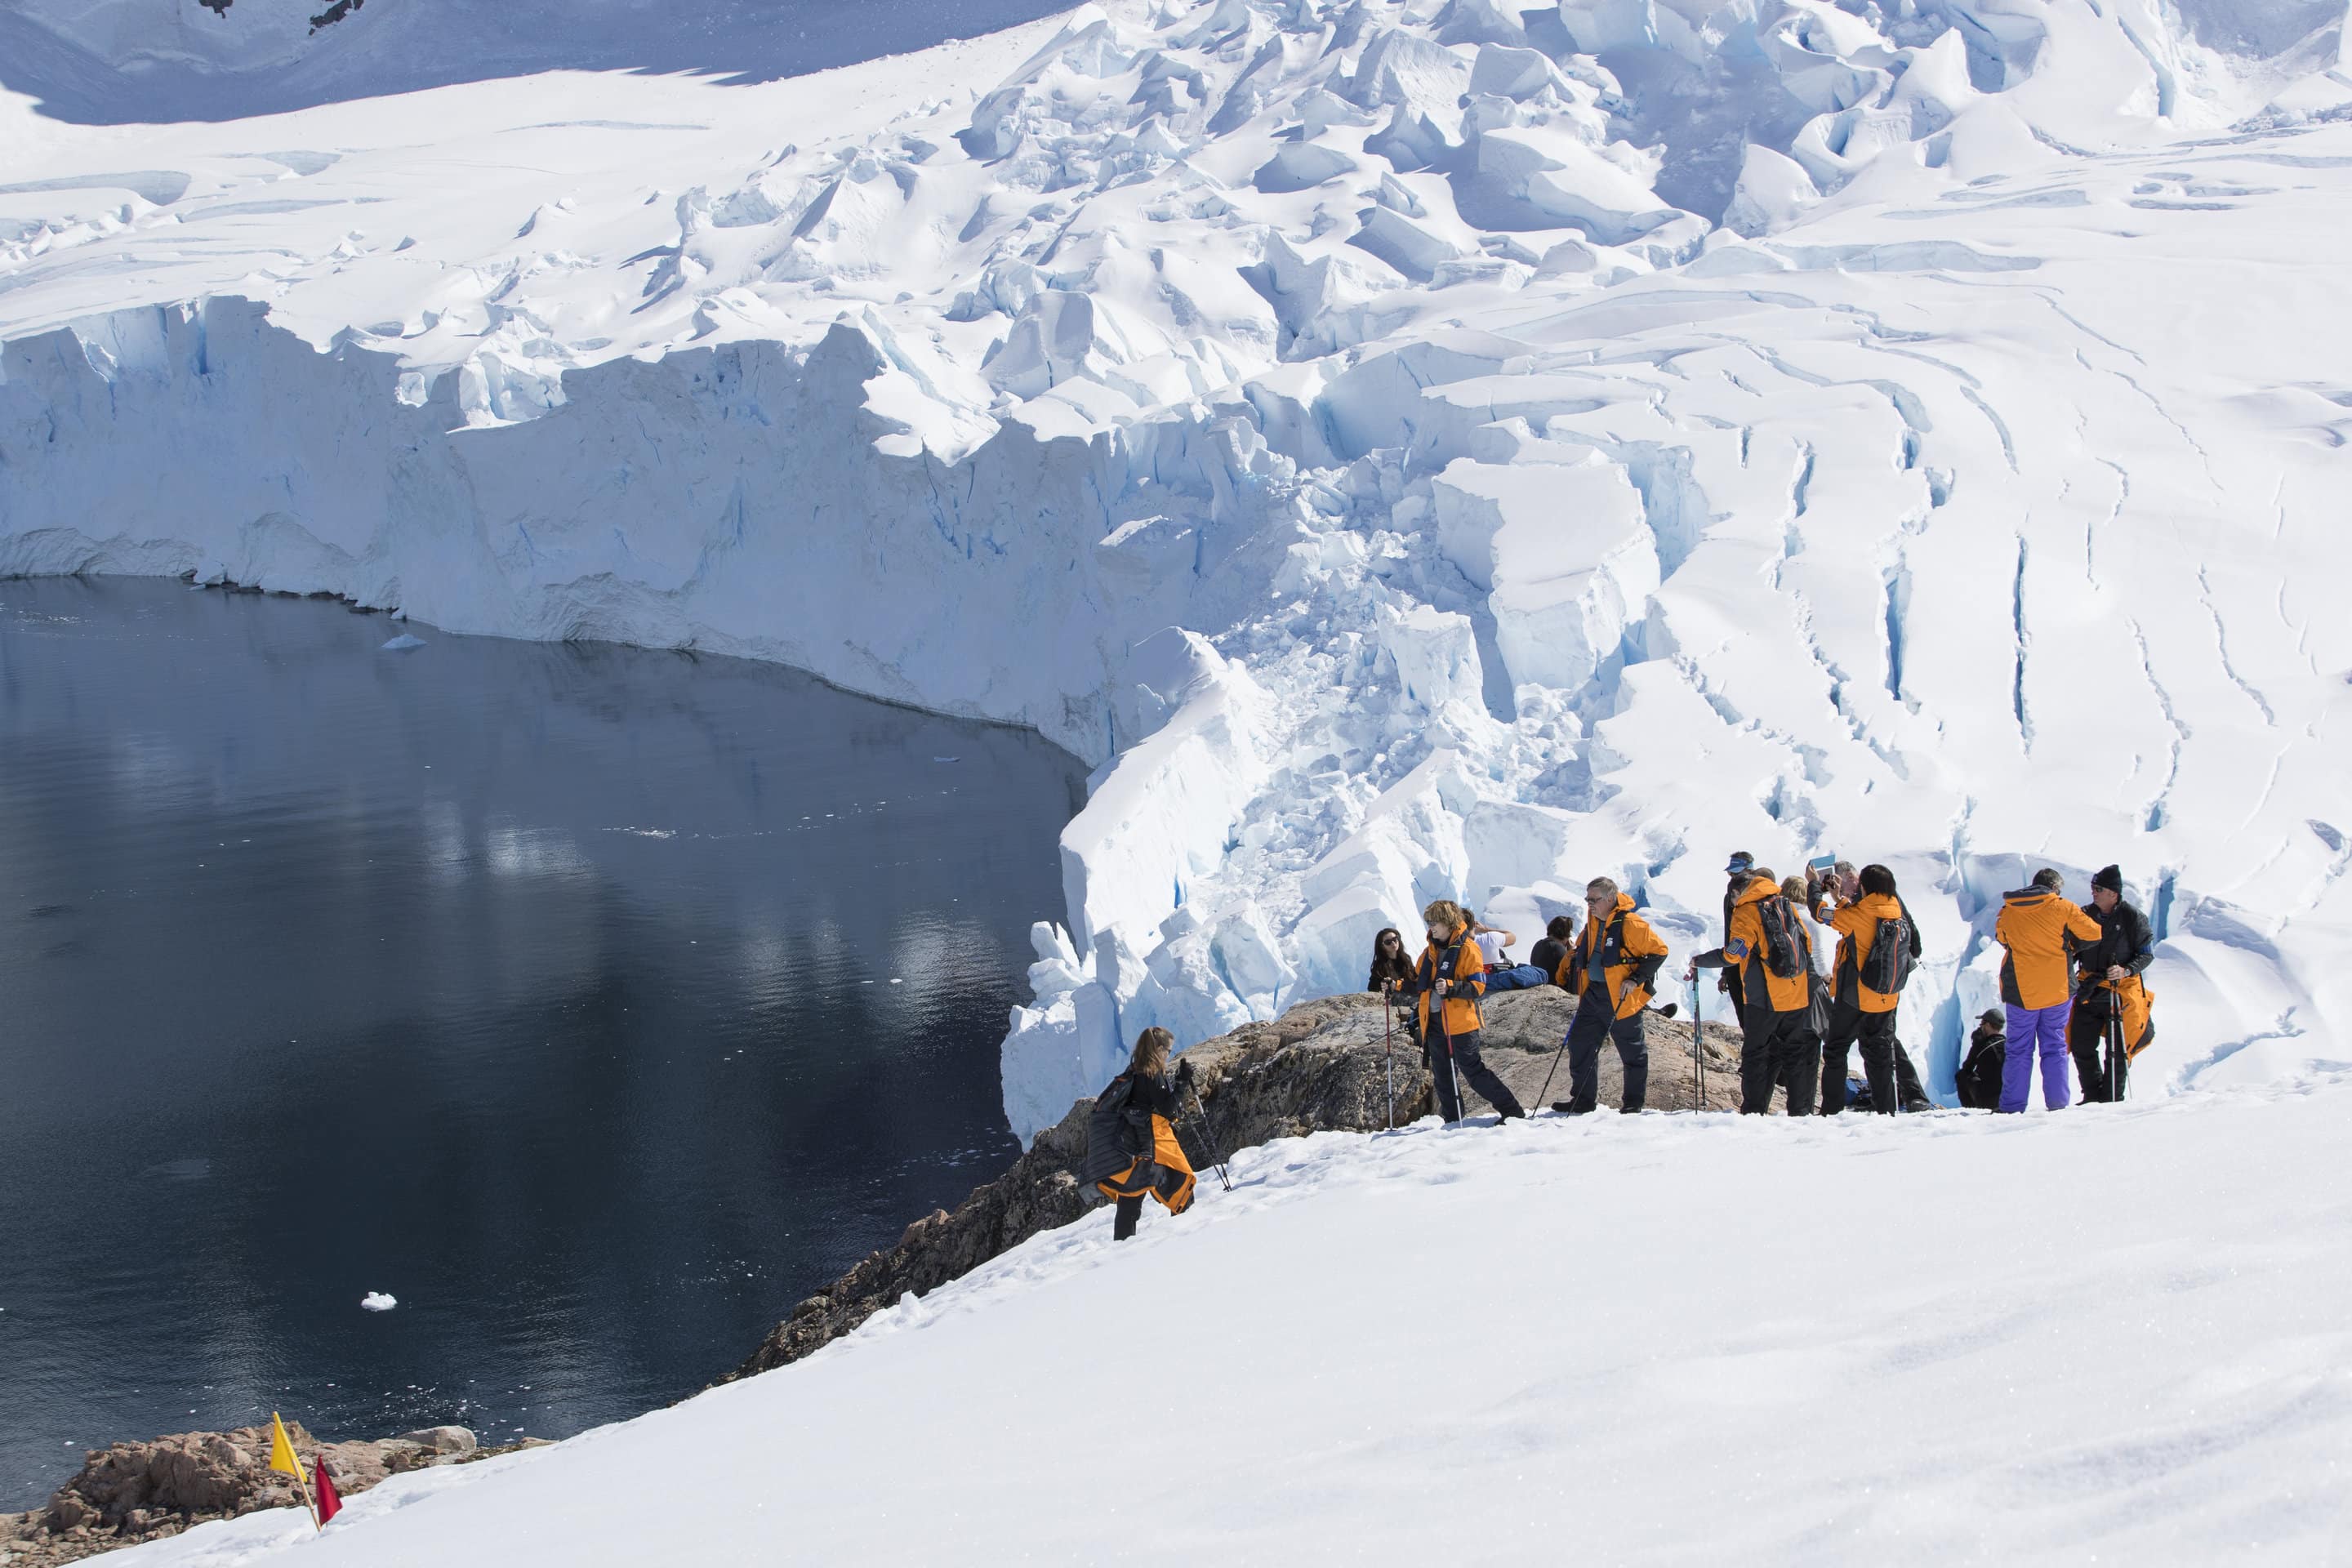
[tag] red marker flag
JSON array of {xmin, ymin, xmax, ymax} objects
[{"xmin": 313, "ymin": 1458, "xmax": 342, "ymax": 1526}]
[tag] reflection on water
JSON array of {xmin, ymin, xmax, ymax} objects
[{"xmin": 0, "ymin": 577, "xmax": 1084, "ymax": 1508}]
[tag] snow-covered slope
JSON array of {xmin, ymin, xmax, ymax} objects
[
  {"xmin": 109, "ymin": 1080, "xmax": 2352, "ymax": 1564},
  {"xmin": 3, "ymin": 1, "xmax": 2350, "ymax": 1138}
]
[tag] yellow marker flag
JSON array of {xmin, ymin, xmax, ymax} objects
[{"xmin": 267, "ymin": 1412, "xmax": 301, "ymax": 1477}]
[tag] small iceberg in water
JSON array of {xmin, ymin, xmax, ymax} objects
[
  {"xmin": 361, "ymin": 1292, "xmax": 398, "ymax": 1312},
  {"xmin": 381, "ymin": 634, "xmax": 427, "ymax": 652}
]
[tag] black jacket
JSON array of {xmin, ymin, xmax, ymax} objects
[
  {"xmin": 1529, "ymin": 936, "xmax": 1571, "ymax": 987},
  {"xmin": 1080, "ymin": 1070, "xmax": 1182, "ymax": 1187},
  {"xmin": 2074, "ymin": 900, "xmax": 2155, "ymax": 992},
  {"xmin": 1366, "ymin": 952, "xmax": 1415, "ymax": 992}
]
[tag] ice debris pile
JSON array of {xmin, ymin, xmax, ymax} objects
[{"xmin": 0, "ymin": 1, "xmax": 2347, "ymax": 1140}]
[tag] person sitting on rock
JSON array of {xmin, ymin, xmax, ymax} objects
[
  {"xmin": 1552, "ymin": 878, "xmax": 1668, "ymax": 1115},
  {"xmin": 1473, "ymin": 913, "xmax": 1551, "ymax": 993},
  {"xmin": 1366, "ymin": 926, "xmax": 1416, "ymax": 994},
  {"xmin": 1082, "ymin": 1027, "xmax": 1197, "ymax": 1241},
  {"xmin": 1528, "ymin": 914, "xmax": 1577, "ymax": 988},
  {"xmin": 1414, "ymin": 900, "xmax": 1526, "ymax": 1124}
]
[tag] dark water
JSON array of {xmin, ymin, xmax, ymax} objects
[{"xmin": 0, "ymin": 578, "xmax": 1082, "ymax": 1509}]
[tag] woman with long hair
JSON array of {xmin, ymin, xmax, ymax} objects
[
  {"xmin": 1080, "ymin": 1027, "xmax": 1198, "ymax": 1241},
  {"xmin": 1366, "ymin": 927, "xmax": 1416, "ymax": 993}
]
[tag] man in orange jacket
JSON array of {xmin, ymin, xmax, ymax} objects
[
  {"xmin": 1808, "ymin": 862, "xmax": 1920, "ymax": 1116},
  {"xmin": 1689, "ymin": 868, "xmax": 1820, "ymax": 1116},
  {"xmin": 1552, "ymin": 877, "xmax": 1668, "ymax": 1115},
  {"xmin": 1993, "ymin": 867, "xmax": 2103, "ymax": 1112}
]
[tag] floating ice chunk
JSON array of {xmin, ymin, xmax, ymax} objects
[
  {"xmin": 381, "ymin": 634, "xmax": 427, "ymax": 652},
  {"xmin": 361, "ymin": 1292, "xmax": 397, "ymax": 1312}
]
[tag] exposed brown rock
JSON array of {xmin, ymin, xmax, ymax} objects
[
  {"xmin": 727, "ymin": 987, "xmax": 1745, "ymax": 1382},
  {"xmin": 0, "ymin": 1422, "xmax": 479, "ymax": 1566}
]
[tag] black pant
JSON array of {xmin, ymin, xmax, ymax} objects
[
  {"xmin": 1428, "ymin": 1029, "xmax": 1525, "ymax": 1121},
  {"xmin": 2069, "ymin": 995, "xmax": 2124, "ymax": 1102},
  {"xmin": 1559, "ymin": 996, "xmax": 1649, "ymax": 1114},
  {"xmin": 1893, "ymin": 1044, "xmax": 1930, "ymax": 1108},
  {"xmin": 1110, "ymin": 1163, "xmax": 1189, "ymax": 1241},
  {"xmin": 1740, "ymin": 1007, "xmax": 1820, "ymax": 1116},
  {"xmin": 1819, "ymin": 1001, "xmax": 1897, "ymax": 1116}
]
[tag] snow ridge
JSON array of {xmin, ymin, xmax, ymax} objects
[{"xmin": 1, "ymin": 1, "xmax": 2350, "ymax": 1137}]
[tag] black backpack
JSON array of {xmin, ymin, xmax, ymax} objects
[
  {"xmin": 1080, "ymin": 1073, "xmax": 1143, "ymax": 1186},
  {"xmin": 1955, "ymin": 1031, "xmax": 2006, "ymax": 1110},
  {"xmin": 1753, "ymin": 894, "xmax": 1805, "ymax": 980},
  {"xmin": 1860, "ymin": 905, "xmax": 1917, "ymax": 995}
]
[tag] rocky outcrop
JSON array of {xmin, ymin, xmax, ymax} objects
[
  {"xmin": 731, "ymin": 988, "xmax": 1744, "ymax": 1379},
  {"xmin": 0, "ymin": 1423, "xmax": 489, "ymax": 1566},
  {"xmin": 6, "ymin": 987, "xmax": 1744, "ymax": 1565}
]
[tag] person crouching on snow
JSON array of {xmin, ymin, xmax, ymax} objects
[
  {"xmin": 1414, "ymin": 901, "xmax": 1526, "ymax": 1124},
  {"xmin": 1083, "ymin": 1027, "xmax": 1198, "ymax": 1241}
]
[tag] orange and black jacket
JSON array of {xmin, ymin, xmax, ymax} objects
[
  {"xmin": 1993, "ymin": 886, "xmax": 2102, "ymax": 1009},
  {"xmin": 1569, "ymin": 894, "xmax": 1669, "ymax": 1019},
  {"xmin": 1414, "ymin": 927, "xmax": 1486, "ymax": 1038},
  {"xmin": 1082, "ymin": 1071, "xmax": 1196, "ymax": 1213},
  {"xmin": 1810, "ymin": 890, "xmax": 1919, "ymax": 1013},
  {"xmin": 1693, "ymin": 877, "xmax": 1812, "ymax": 1014}
]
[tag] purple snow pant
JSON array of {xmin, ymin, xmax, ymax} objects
[{"xmin": 1999, "ymin": 1001, "xmax": 2073, "ymax": 1112}]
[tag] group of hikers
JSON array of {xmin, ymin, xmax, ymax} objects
[{"xmin": 1084, "ymin": 855, "xmax": 2158, "ymax": 1238}]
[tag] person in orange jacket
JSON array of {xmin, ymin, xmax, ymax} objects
[
  {"xmin": 1993, "ymin": 867, "xmax": 2104, "ymax": 1111},
  {"xmin": 1413, "ymin": 900, "xmax": 1526, "ymax": 1124},
  {"xmin": 1082, "ymin": 1027, "xmax": 1197, "ymax": 1241},
  {"xmin": 1551, "ymin": 878, "xmax": 1668, "ymax": 1115},
  {"xmin": 1689, "ymin": 868, "xmax": 1820, "ymax": 1116},
  {"xmin": 1808, "ymin": 862, "xmax": 1921, "ymax": 1116}
]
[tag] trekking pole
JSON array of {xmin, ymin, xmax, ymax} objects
[
  {"xmin": 1187, "ymin": 1083, "xmax": 1232, "ymax": 1190},
  {"xmin": 2117, "ymin": 991, "xmax": 2136, "ymax": 1104},
  {"xmin": 1383, "ymin": 988, "xmax": 1396, "ymax": 1131},
  {"xmin": 1692, "ymin": 974, "xmax": 1706, "ymax": 1111},
  {"xmin": 1532, "ymin": 1024, "xmax": 1570, "ymax": 1113}
]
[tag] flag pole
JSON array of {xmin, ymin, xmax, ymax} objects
[
  {"xmin": 268, "ymin": 1412, "xmax": 323, "ymax": 1531},
  {"xmin": 297, "ymin": 1465, "xmax": 323, "ymax": 1532}
]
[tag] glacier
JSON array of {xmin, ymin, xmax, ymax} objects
[{"xmin": 2, "ymin": 0, "xmax": 2350, "ymax": 1142}]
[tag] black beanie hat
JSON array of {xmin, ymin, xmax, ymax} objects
[
  {"xmin": 1977, "ymin": 1008, "xmax": 2006, "ymax": 1031},
  {"xmin": 2091, "ymin": 864, "xmax": 2123, "ymax": 894}
]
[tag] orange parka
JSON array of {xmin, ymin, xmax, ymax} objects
[
  {"xmin": 1994, "ymin": 886, "xmax": 2102, "ymax": 1009},
  {"xmin": 1570, "ymin": 894, "xmax": 1670, "ymax": 1019},
  {"xmin": 1811, "ymin": 890, "xmax": 1913, "ymax": 1014},
  {"xmin": 1415, "ymin": 924, "xmax": 1487, "ymax": 1038},
  {"xmin": 1697, "ymin": 876, "xmax": 1814, "ymax": 1014}
]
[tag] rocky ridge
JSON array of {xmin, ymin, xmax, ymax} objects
[
  {"xmin": 733, "ymin": 987, "xmax": 1744, "ymax": 1379},
  {"xmin": 6, "ymin": 986, "xmax": 1744, "ymax": 1563},
  {"xmin": 0, "ymin": 1423, "xmax": 541, "ymax": 1566}
]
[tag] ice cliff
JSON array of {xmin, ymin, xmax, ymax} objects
[{"xmin": 2, "ymin": 0, "xmax": 2348, "ymax": 1140}]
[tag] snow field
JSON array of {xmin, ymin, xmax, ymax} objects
[
  {"xmin": 114, "ymin": 1076, "xmax": 2352, "ymax": 1565},
  {"xmin": 2, "ymin": 1, "xmax": 2350, "ymax": 1136}
]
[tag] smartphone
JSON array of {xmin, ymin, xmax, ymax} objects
[{"xmin": 1807, "ymin": 853, "xmax": 1838, "ymax": 875}]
